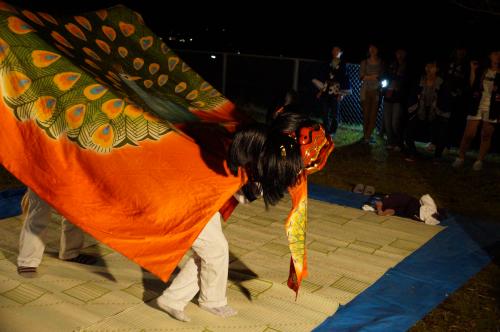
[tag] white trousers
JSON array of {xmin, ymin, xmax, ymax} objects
[
  {"xmin": 159, "ymin": 212, "xmax": 229, "ymax": 310},
  {"xmin": 419, "ymin": 194, "xmax": 440, "ymax": 225},
  {"xmin": 17, "ymin": 189, "xmax": 83, "ymax": 267}
]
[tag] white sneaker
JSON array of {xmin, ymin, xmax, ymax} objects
[
  {"xmin": 472, "ymin": 160, "xmax": 483, "ymax": 171},
  {"xmin": 200, "ymin": 304, "xmax": 238, "ymax": 318},
  {"xmin": 452, "ymin": 158, "xmax": 464, "ymax": 168}
]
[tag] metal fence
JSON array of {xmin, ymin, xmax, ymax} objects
[{"xmin": 175, "ymin": 50, "xmax": 383, "ymax": 130}]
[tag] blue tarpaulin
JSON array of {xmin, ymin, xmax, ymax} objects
[
  {"xmin": 0, "ymin": 187, "xmax": 26, "ymax": 219},
  {"xmin": 308, "ymin": 183, "xmax": 367, "ymax": 208}
]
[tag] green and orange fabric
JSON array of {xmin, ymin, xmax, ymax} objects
[{"xmin": 0, "ymin": 2, "xmax": 332, "ymax": 294}]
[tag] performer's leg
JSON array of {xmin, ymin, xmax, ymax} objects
[
  {"xmin": 192, "ymin": 213, "xmax": 236, "ymax": 317},
  {"xmin": 194, "ymin": 212, "xmax": 229, "ymax": 309},
  {"xmin": 59, "ymin": 218, "xmax": 84, "ymax": 260},
  {"xmin": 17, "ymin": 189, "xmax": 51, "ymax": 269},
  {"xmin": 157, "ymin": 212, "xmax": 234, "ymax": 320},
  {"xmin": 156, "ymin": 254, "xmax": 201, "ymax": 321}
]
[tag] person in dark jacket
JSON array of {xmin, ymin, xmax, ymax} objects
[
  {"xmin": 405, "ymin": 61, "xmax": 449, "ymax": 161},
  {"xmin": 316, "ymin": 46, "xmax": 351, "ymax": 136},
  {"xmin": 445, "ymin": 47, "xmax": 470, "ymax": 148},
  {"xmin": 382, "ymin": 48, "xmax": 409, "ymax": 151}
]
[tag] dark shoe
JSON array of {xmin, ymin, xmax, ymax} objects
[
  {"xmin": 62, "ymin": 254, "xmax": 97, "ymax": 265},
  {"xmin": 17, "ymin": 266, "xmax": 38, "ymax": 278}
]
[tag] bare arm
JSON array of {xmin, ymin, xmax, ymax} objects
[
  {"xmin": 375, "ymin": 201, "xmax": 395, "ymax": 216},
  {"xmin": 378, "ymin": 209, "xmax": 395, "ymax": 216}
]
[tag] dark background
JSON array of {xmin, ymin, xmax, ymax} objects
[
  {"xmin": 7, "ymin": 0, "xmax": 500, "ymax": 150},
  {"xmin": 8, "ymin": 0, "xmax": 500, "ymax": 63}
]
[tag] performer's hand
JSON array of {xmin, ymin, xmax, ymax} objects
[{"xmin": 337, "ymin": 95, "xmax": 344, "ymax": 101}]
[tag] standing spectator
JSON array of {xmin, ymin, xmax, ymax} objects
[
  {"xmin": 360, "ymin": 44, "xmax": 383, "ymax": 144},
  {"xmin": 452, "ymin": 50, "xmax": 500, "ymax": 171},
  {"xmin": 405, "ymin": 61, "xmax": 448, "ymax": 161},
  {"xmin": 316, "ymin": 46, "xmax": 350, "ymax": 136},
  {"xmin": 445, "ymin": 47, "xmax": 470, "ymax": 148},
  {"xmin": 383, "ymin": 49, "xmax": 409, "ymax": 151}
]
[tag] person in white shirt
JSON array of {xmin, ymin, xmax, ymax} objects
[{"xmin": 453, "ymin": 50, "xmax": 500, "ymax": 171}]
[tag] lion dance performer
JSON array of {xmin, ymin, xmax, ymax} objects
[{"xmin": 0, "ymin": 2, "xmax": 333, "ymax": 321}]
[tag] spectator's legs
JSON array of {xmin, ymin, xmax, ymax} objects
[
  {"xmin": 331, "ymin": 98, "xmax": 339, "ymax": 135},
  {"xmin": 457, "ymin": 120, "xmax": 480, "ymax": 159},
  {"xmin": 433, "ymin": 116, "xmax": 450, "ymax": 158},
  {"xmin": 321, "ymin": 100, "xmax": 331, "ymax": 134},
  {"xmin": 392, "ymin": 103, "xmax": 403, "ymax": 148},
  {"xmin": 405, "ymin": 115, "xmax": 419, "ymax": 156},
  {"xmin": 478, "ymin": 121, "xmax": 496, "ymax": 161},
  {"xmin": 18, "ymin": 189, "xmax": 51, "ymax": 268},
  {"xmin": 383, "ymin": 102, "xmax": 394, "ymax": 145},
  {"xmin": 366, "ymin": 91, "xmax": 379, "ymax": 140}
]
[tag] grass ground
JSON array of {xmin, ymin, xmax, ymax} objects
[{"xmin": 0, "ymin": 125, "xmax": 498, "ymax": 331}]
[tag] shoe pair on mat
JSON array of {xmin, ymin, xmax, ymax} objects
[{"xmin": 353, "ymin": 184, "xmax": 375, "ymax": 196}]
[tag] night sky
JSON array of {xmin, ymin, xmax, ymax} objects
[{"xmin": 7, "ymin": 0, "xmax": 500, "ymax": 64}]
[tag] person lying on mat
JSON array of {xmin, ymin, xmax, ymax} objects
[
  {"xmin": 17, "ymin": 189, "xmax": 97, "ymax": 278},
  {"xmin": 370, "ymin": 192, "xmax": 443, "ymax": 225}
]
